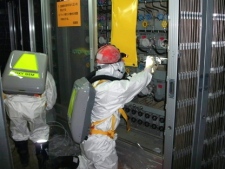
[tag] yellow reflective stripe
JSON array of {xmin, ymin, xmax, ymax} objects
[
  {"xmin": 9, "ymin": 70, "xmax": 40, "ymax": 79},
  {"xmin": 118, "ymin": 108, "xmax": 130, "ymax": 131},
  {"xmin": 13, "ymin": 53, "xmax": 38, "ymax": 71},
  {"xmin": 68, "ymin": 89, "xmax": 77, "ymax": 119}
]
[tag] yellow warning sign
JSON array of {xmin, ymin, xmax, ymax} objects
[
  {"xmin": 57, "ymin": 0, "xmax": 81, "ymax": 27},
  {"xmin": 9, "ymin": 70, "xmax": 40, "ymax": 79},
  {"xmin": 14, "ymin": 53, "xmax": 38, "ymax": 71}
]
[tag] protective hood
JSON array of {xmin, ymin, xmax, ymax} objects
[{"xmin": 96, "ymin": 61, "xmax": 125, "ymax": 79}]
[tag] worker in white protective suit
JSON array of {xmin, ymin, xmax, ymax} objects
[
  {"xmin": 76, "ymin": 44, "xmax": 157, "ymax": 169},
  {"xmin": 52, "ymin": 44, "xmax": 157, "ymax": 169},
  {"xmin": 4, "ymin": 71, "xmax": 57, "ymax": 169}
]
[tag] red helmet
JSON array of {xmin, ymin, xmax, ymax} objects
[{"xmin": 96, "ymin": 45, "xmax": 121, "ymax": 64}]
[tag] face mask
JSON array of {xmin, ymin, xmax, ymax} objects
[{"xmin": 96, "ymin": 61, "xmax": 125, "ymax": 79}]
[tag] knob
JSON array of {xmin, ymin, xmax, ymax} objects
[
  {"xmin": 138, "ymin": 111, "xmax": 143, "ymax": 116},
  {"xmin": 152, "ymin": 116, "xmax": 158, "ymax": 121},
  {"xmin": 159, "ymin": 117, "xmax": 165, "ymax": 123},
  {"xmin": 151, "ymin": 124, "xmax": 157, "ymax": 129},
  {"xmin": 144, "ymin": 122, "xmax": 150, "ymax": 127},
  {"xmin": 125, "ymin": 107, "xmax": 130, "ymax": 112},
  {"xmin": 131, "ymin": 117, "xmax": 136, "ymax": 123},
  {"xmin": 159, "ymin": 126, "xmax": 165, "ymax": 131},
  {"xmin": 137, "ymin": 119, "xmax": 143, "ymax": 125},
  {"xmin": 145, "ymin": 114, "xmax": 150, "ymax": 118},
  {"xmin": 131, "ymin": 109, "xmax": 137, "ymax": 115}
]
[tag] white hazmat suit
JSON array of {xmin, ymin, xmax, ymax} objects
[
  {"xmin": 77, "ymin": 61, "xmax": 152, "ymax": 169},
  {"xmin": 4, "ymin": 71, "xmax": 57, "ymax": 143}
]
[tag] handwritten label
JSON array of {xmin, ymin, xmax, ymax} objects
[{"xmin": 57, "ymin": 0, "xmax": 81, "ymax": 27}]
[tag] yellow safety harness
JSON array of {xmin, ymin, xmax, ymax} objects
[{"xmin": 90, "ymin": 80, "xmax": 130, "ymax": 139}]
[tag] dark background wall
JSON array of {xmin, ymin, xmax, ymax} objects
[
  {"xmin": 0, "ymin": 0, "xmax": 43, "ymax": 74},
  {"xmin": 0, "ymin": 0, "xmax": 11, "ymax": 73}
]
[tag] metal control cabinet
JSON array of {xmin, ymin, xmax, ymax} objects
[{"xmin": 164, "ymin": 0, "xmax": 225, "ymax": 169}]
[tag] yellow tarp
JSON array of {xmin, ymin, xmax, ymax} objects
[{"xmin": 111, "ymin": 0, "xmax": 138, "ymax": 67}]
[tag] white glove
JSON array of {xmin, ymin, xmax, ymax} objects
[{"xmin": 144, "ymin": 56, "xmax": 158, "ymax": 74}]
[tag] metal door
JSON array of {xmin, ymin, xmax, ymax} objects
[{"xmin": 40, "ymin": 0, "xmax": 97, "ymax": 115}]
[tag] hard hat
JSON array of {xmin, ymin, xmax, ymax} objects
[{"xmin": 96, "ymin": 45, "xmax": 121, "ymax": 64}]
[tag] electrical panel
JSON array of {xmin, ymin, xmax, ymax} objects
[{"xmin": 97, "ymin": 0, "xmax": 168, "ymax": 52}]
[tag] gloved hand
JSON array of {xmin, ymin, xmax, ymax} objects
[{"xmin": 144, "ymin": 56, "xmax": 158, "ymax": 74}]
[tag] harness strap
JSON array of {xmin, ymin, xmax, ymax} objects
[
  {"xmin": 90, "ymin": 108, "xmax": 130, "ymax": 139},
  {"xmin": 92, "ymin": 79, "xmax": 107, "ymax": 88},
  {"xmin": 118, "ymin": 108, "xmax": 130, "ymax": 131},
  {"xmin": 90, "ymin": 115, "xmax": 116, "ymax": 139},
  {"xmin": 90, "ymin": 80, "xmax": 130, "ymax": 139}
]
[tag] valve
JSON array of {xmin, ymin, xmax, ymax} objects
[
  {"xmin": 145, "ymin": 14, "xmax": 152, "ymax": 20},
  {"xmin": 152, "ymin": 115, "xmax": 158, "ymax": 121},
  {"xmin": 159, "ymin": 117, "xmax": 165, "ymax": 123},
  {"xmin": 142, "ymin": 20, "xmax": 149, "ymax": 28},
  {"xmin": 138, "ymin": 14, "xmax": 145, "ymax": 21},
  {"xmin": 161, "ymin": 20, "xmax": 168, "ymax": 28},
  {"xmin": 138, "ymin": 111, "xmax": 143, "ymax": 116},
  {"xmin": 124, "ymin": 107, "xmax": 130, "ymax": 113},
  {"xmin": 144, "ymin": 122, "xmax": 150, "ymax": 127},
  {"xmin": 145, "ymin": 114, "xmax": 150, "ymax": 118},
  {"xmin": 157, "ymin": 13, "xmax": 164, "ymax": 21},
  {"xmin": 131, "ymin": 117, "xmax": 137, "ymax": 123},
  {"xmin": 151, "ymin": 124, "xmax": 157, "ymax": 129},
  {"xmin": 140, "ymin": 38, "xmax": 151, "ymax": 47},
  {"xmin": 137, "ymin": 119, "xmax": 143, "ymax": 125},
  {"xmin": 131, "ymin": 109, "xmax": 137, "ymax": 115},
  {"xmin": 99, "ymin": 36, "xmax": 106, "ymax": 44},
  {"xmin": 159, "ymin": 126, "xmax": 165, "ymax": 131}
]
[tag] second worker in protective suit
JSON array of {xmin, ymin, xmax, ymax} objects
[
  {"xmin": 4, "ymin": 71, "xmax": 57, "ymax": 169},
  {"xmin": 54, "ymin": 44, "xmax": 157, "ymax": 169}
]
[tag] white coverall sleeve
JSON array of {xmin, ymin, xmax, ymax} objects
[
  {"xmin": 128, "ymin": 72, "xmax": 152, "ymax": 96},
  {"xmin": 92, "ymin": 70, "xmax": 152, "ymax": 117},
  {"xmin": 45, "ymin": 72, "xmax": 57, "ymax": 110},
  {"xmin": 109, "ymin": 70, "xmax": 152, "ymax": 104}
]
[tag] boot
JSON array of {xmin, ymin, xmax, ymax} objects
[
  {"xmin": 51, "ymin": 156, "xmax": 79, "ymax": 169},
  {"xmin": 35, "ymin": 141, "xmax": 49, "ymax": 169},
  {"xmin": 14, "ymin": 140, "xmax": 29, "ymax": 167}
]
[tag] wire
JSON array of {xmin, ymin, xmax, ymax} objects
[
  {"xmin": 47, "ymin": 121, "xmax": 74, "ymax": 146},
  {"xmin": 152, "ymin": 45, "xmax": 167, "ymax": 55},
  {"xmin": 137, "ymin": 46, "xmax": 148, "ymax": 53}
]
